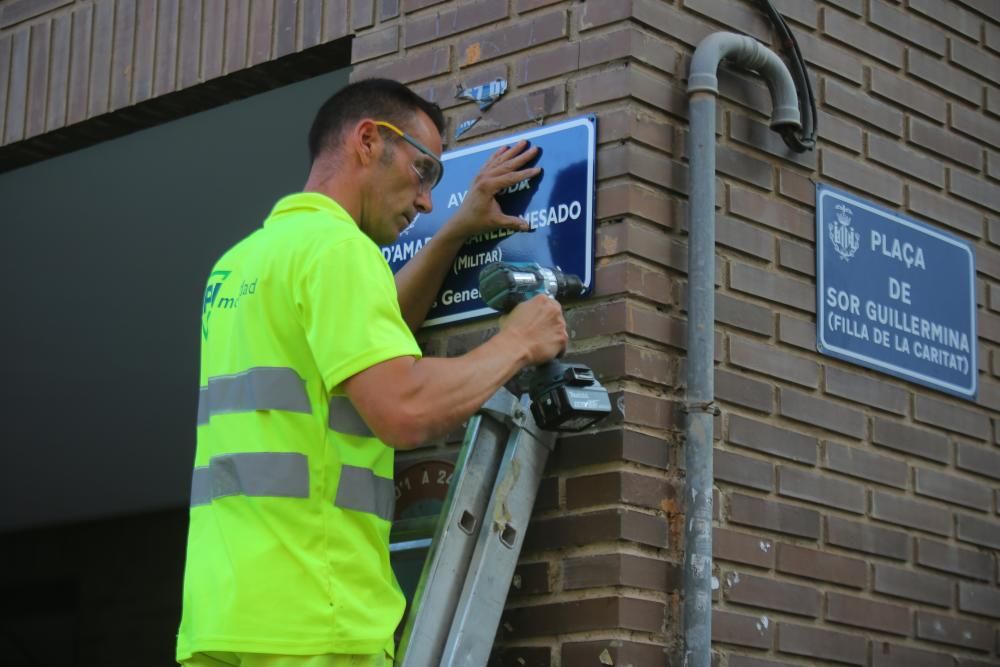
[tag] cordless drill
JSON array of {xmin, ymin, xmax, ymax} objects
[{"xmin": 478, "ymin": 262, "xmax": 612, "ymax": 432}]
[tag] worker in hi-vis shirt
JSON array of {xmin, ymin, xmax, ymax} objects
[{"xmin": 176, "ymin": 79, "xmax": 568, "ymax": 667}]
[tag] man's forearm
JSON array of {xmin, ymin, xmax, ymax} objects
[{"xmin": 394, "ymin": 226, "xmax": 466, "ymax": 331}]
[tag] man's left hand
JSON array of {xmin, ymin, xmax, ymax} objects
[{"xmin": 443, "ymin": 140, "xmax": 541, "ymax": 240}]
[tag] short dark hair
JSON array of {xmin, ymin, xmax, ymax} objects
[{"xmin": 307, "ymin": 78, "xmax": 445, "ymax": 163}]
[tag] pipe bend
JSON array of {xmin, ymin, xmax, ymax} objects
[{"xmin": 688, "ymin": 31, "xmax": 801, "ymax": 131}]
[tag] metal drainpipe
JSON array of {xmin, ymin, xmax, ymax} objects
[{"xmin": 682, "ymin": 32, "xmax": 801, "ymax": 667}]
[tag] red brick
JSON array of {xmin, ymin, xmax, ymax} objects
[
  {"xmin": 872, "ymin": 642, "xmax": 954, "ymax": 667},
  {"xmin": 870, "ymin": 67, "xmax": 947, "ymax": 122},
  {"xmin": 323, "ymin": 0, "xmax": 349, "ymax": 42},
  {"xmin": 816, "ymin": 109, "xmax": 864, "ymax": 154},
  {"xmin": 490, "ymin": 646, "xmax": 549, "ymax": 667},
  {"xmin": 780, "ymin": 387, "xmax": 865, "ymax": 439},
  {"xmin": 24, "ymin": 20, "xmax": 49, "ymax": 139},
  {"xmin": 959, "ymin": 581, "xmax": 1000, "ymax": 619},
  {"xmin": 824, "ymin": 365, "xmax": 908, "ymax": 415},
  {"xmin": 524, "ymin": 509, "xmax": 668, "ymax": 552},
  {"xmin": 957, "ymin": 441, "xmax": 1000, "ymax": 481},
  {"xmin": 727, "ymin": 414, "xmax": 817, "ymax": 464},
  {"xmin": 777, "ymin": 543, "xmax": 867, "ymax": 588},
  {"xmin": 88, "ymin": 0, "xmax": 114, "ymax": 116},
  {"xmin": 352, "ymin": 25, "xmax": 399, "ymax": 63},
  {"xmin": 778, "ymin": 313, "xmax": 816, "ymax": 352},
  {"xmin": 908, "ymin": 48, "xmax": 983, "ymax": 104},
  {"xmin": 729, "ymin": 185, "xmax": 814, "ymax": 241},
  {"xmin": 777, "ymin": 238, "xmax": 814, "ymax": 277},
  {"xmin": 0, "ymin": 0, "xmax": 67, "ymax": 27},
  {"xmin": 597, "ymin": 142, "xmax": 688, "ymax": 195},
  {"xmin": 874, "ymin": 563, "xmax": 952, "ymax": 607},
  {"xmin": 200, "ymin": 0, "xmax": 224, "ymax": 80},
  {"xmin": 379, "ymin": 0, "xmax": 399, "ymax": 21},
  {"xmin": 351, "ymin": 0, "xmax": 374, "ymax": 30},
  {"xmin": 359, "ymin": 44, "xmax": 450, "ymax": 84},
  {"xmin": 826, "ymin": 592, "xmax": 911, "ymax": 636},
  {"xmin": 598, "ymin": 107, "xmax": 673, "ymax": 155},
  {"xmin": 458, "ymin": 9, "xmax": 565, "ymax": 67},
  {"xmin": 571, "ymin": 343, "xmax": 674, "ymax": 387},
  {"xmin": 914, "ymin": 394, "xmax": 991, "ymax": 440},
  {"xmin": 951, "ymin": 168, "xmax": 1000, "ymax": 211},
  {"xmin": 872, "ymin": 490, "xmax": 952, "ymax": 536},
  {"xmin": 868, "ymin": 132, "xmax": 945, "ymax": 187},
  {"xmin": 715, "ymin": 292, "xmax": 775, "ymax": 337},
  {"xmin": 730, "ymin": 336, "xmax": 820, "ymax": 389},
  {"xmin": 155, "ymin": 0, "xmax": 180, "ymax": 93},
  {"xmin": 728, "ymin": 657, "xmax": 799, "ymax": 667},
  {"xmin": 826, "ymin": 515, "xmax": 910, "ymax": 560},
  {"xmin": 820, "ymin": 148, "xmax": 904, "ymax": 205},
  {"xmin": 778, "ymin": 169, "xmax": 816, "ymax": 207},
  {"xmin": 553, "ymin": 428, "xmax": 669, "ymax": 472},
  {"xmin": 729, "ymin": 262, "xmax": 815, "ymax": 313},
  {"xmin": 716, "ymin": 144, "xmax": 774, "ymax": 190},
  {"xmin": 950, "ymin": 38, "xmax": 1000, "ymax": 85},
  {"xmin": 683, "ymin": 0, "xmax": 770, "ymax": 41},
  {"xmin": 907, "ymin": 184, "xmax": 983, "ymax": 238},
  {"xmin": 715, "ymin": 449, "xmax": 774, "ymax": 493},
  {"xmin": 777, "ymin": 465, "xmax": 865, "ymax": 514},
  {"xmin": 794, "ymin": 29, "xmax": 863, "ymax": 83},
  {"xmin": 565, "ymin": 471, "xmax": 670, "ymax": 512},
  {"xmin": 823, "ymin": 441, "xmax": 907, "ymax": 490},
  {"xmin": 510, "ymin": 562, "xmax": 549, "ymax": 596},
  {"xmin": 916, "ymin": 610, "xmax": 993, "ymax": 650},
  {"xmin": 404, "ymin": 1, "xmax": 509, "ymax": 48},
  {"xmin": 908, "ymin": 116, "xmax": 982, "ymax": 170},
  {"xmin": 500, "ymin": 597, "xmax": 663, "ymax": 638},
  {"xmin": 730, "ymin": 494, "xmax": 821, "ymax": 540},
  {"xmin": 459, "ymin": 84, "xmax": 566, "ymax": 141},
  {"xmin": 724, "ymin": 571, "xmax": 820, "ymax": 617},
  {"xmin": 956, "ymin": 512, "xmax": 1000, "ymax": 549},
  {"xmin": 777, "ymin": 622, "xmax": 867, "ymax": 665},
  {"xmin": 591, "ymin": 259, "xmax": 671, "ymax": 306},
  {"xmin": 823, "ymin": 6, "xmax": 904, "ymax": 67},
  {"xmin": 561, "ymin": 641, "xmax": 665, "ymax": 667},
  {"xmin": 716, "ymin": 369, "xmax": 774, "ymax": 414},
  {"xmin": 595, "ymin": 182, "xmax": 675, "ymax": 228},
  {"xmin": 916, "ymin": 537, "xmax": 994, "ymax": 581},
  {"xmin": 870, "ymin": 0, "xmax": 946, "ymax": 55},
  {"xmin": 915, "ymin": 467, "xmax": 993, "ymax": 511},
  {"xmin": 712, "ymin": 609, "xmax": 773, "ymax": 650},
  {"xmin": 562, "ymin": 553, "xmax": 679, "ymax": 592},
  {"xmin": 910, "ymin": 0, "xmax": 981, "ymax": 40},
  {"xmin": 713, "ymin": 527, "xmax": 774, "ymax": 570},
  {"xmin": 872, "ymin": 418, "xmax": 950, "ymax": 463},
  {"xmin": 578, "ymin": 26, "xmax": 677, "ymax": 74}
]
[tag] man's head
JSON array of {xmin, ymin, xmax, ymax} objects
[{"xmin": 306, "ymin": 79, "xmax": 446, "ymax": 245}]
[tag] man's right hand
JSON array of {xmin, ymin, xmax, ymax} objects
[{"xmin": 498, "ymin": 294, "xmax": 568, "ymax": 367}]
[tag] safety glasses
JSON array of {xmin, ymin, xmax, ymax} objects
[{"xmin": 374, "ymin": 120, "xmax": 444, "ymax": 193}]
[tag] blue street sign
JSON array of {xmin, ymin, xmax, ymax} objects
[
  {"xmin": 382, "ymin": 115, "xmax": 596, "ymax": 327},
  {"xmin": 816, "ymin": 184, "xmax": 977, "ymax": 399}
]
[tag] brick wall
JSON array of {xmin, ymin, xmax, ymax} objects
[{"xmin": 2, "ymin": 1, "xmax": 998, "ymax": 665}]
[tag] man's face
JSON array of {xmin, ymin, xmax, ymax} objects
[{"xmin": 366, "ymin": 111, "xmax": 443, "ymax": 246}]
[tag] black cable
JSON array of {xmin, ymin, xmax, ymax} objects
[{"xmin": 755, "ymin": 0, "xmax": 817, "ymax": 153}]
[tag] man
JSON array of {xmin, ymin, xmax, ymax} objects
[{"xmin": 177, "ymin": 78, "xmax": 567, "ymax": 667}]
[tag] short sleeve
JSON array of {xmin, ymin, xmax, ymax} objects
[{"xmin": 295, "ymin": 234, "xmax": 421, "ymax": 392}]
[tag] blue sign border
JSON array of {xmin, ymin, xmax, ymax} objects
[
  {"xmin": 387, "ymin": 115, "xmax": 596, "ymax": 328},
  {"xmin": 816, "ymin": 184, "xmax": 977, "ymax": 399}
]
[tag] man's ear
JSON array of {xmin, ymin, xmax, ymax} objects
[{"xmin": 354, "ymin": 119, "xmax": 381, "ymax": 168}]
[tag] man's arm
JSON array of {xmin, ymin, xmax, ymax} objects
[
  {"xmin": 342, "ymin": 294, "xmax": 566, "ymax": 449},
  {"xmin": 395, "ymin": 140, "xmax": 541, "ymax": 331}
]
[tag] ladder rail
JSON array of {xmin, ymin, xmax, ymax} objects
[
  {"xmin": 439, "ymin": 395, "xmax": 555, "ymax": 667},
  {"xmin": 395, "ymin": 389, "xmax": 520, "ymax": 667}
]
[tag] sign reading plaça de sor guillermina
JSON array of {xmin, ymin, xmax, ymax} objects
[
  {"xmin": 381, "ymin": 115, "xmax": 596, "ymax": 328},
  {"xmin": 817, "ymin": 184, "xmax": 977, "ymax": 399}
]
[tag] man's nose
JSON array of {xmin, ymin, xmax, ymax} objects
[{"xmin": 415, "ymin": 189, "xmax": 433, "ymax": 213}]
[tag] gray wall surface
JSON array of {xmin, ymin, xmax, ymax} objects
[{"xmin": 0, "ymin": 68, "xmax": 349, "ymax": 533}]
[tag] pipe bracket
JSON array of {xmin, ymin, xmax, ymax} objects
[{"xmin": 682, "ymin": 401, "xmax": 721, "ymax": 416}]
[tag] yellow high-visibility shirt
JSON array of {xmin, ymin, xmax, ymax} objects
[{"xmin": 177, "ymin": 192, "xmax": 420, "ymax": 662}]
